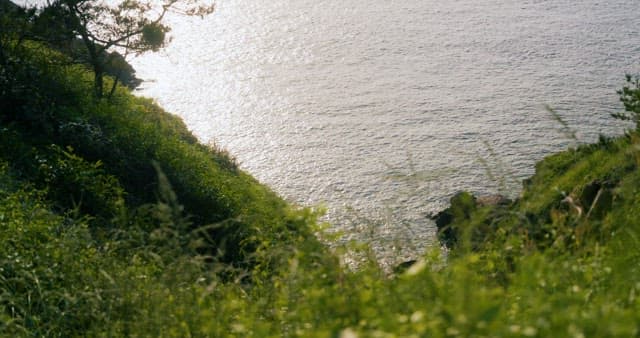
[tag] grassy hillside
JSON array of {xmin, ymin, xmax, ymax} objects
[
  {"xmin": 2, "ymin": 11, "xmax": 640, "ymax": 337},
  {"xmin": 0, "ymin": 35, "xmax": 332, "ymax": 334},
  {"xmin": 1, "ymin": 39, "xmax": 324, "ymax": 261}
]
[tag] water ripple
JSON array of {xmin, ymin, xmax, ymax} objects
[{"xmin": 132, "ymin": 0, "xmax": 640, "ymax": 263}]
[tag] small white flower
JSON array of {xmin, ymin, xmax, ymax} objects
[
  {"xmin": 410, "ymin": 311, "xmax": 424, "ymax": 323},
  {"xmin": 523, "ymin": 326, "xmax": 537, "ymax": 336},
  {"xmin": 340, "ymin": 328, "xmax": 358, "ymax": 338}
]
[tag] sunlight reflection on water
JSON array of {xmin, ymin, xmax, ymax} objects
[{"xmin": 130, "ymin": 0, "xmax": 639, "ymax": 263}]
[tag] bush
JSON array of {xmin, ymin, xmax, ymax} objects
[
  {"xmin": 613, "ymin": 74, "xmax": 640, "ymax": 128},
  {"xmin": 35, "ymin": 145, "xmax": 126, "ymax": 230}
]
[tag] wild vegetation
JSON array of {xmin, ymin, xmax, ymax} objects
[{"xmin": 1, "ymin": 1, "xmax": 640, "ymax": 337}]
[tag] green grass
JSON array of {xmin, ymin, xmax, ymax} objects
[
  {"xmin": 1, "ymin": 41, "xmax": 323, "ymax": 268},
  {"xmin": 1, "ymin": 38, "xmax": 640, "ymax": 336}
]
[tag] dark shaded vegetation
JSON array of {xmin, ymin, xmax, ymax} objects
[
  {"xmin": 2, "ymin": 1, "xmax": 640, "ymax": 336},
  {"xmin": 0, "ymin": 0, "xmax": 142, "ymax": 95},
  {"xmin": 613, "ymin": 74, "xmax": 640, "ymax": 127},
  {"xmin": 0, "ymin": 3, "xmax": 324, "ymax": 267}
]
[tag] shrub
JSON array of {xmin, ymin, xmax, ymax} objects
[
  {"xmin": 35, "ymin": 145, "xmax": 126, "ymax": 230},
  {"xmin": 613, "ymin": 74, "xmax": 640, "ymax": 128}
]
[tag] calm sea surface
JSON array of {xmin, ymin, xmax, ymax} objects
[{"xmin": 130, "ymin": 0, "xmax": 640, "ymax": 262}]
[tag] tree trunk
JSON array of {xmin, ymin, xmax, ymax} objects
[
  {"xmin": 69, "ymin": 3, "xmax": 104, "ymax": 100},
  {"xmin": 94, "ymin": 63, "xmax": 103, "ymax": 99},
  {"xmin": 108, "ymin": 74, "xmax": 119, "ymax": 99}
]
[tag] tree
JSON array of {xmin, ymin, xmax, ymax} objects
[
  {"xmin": 613, "ymin": 75, "xmax": 640, "ymax": 129},
  {"xmin": 0, "ymin": 1, "xmax": 43, "ymax": 120},
  {"xmin": 40, "ymin": 0, "xmax": 214, "ymax": 99},
  {"xmin": 0, "ymin": 1, "xmax": 36, "ymax": 72}
]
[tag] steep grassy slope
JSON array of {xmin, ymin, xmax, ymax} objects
[
  {"xmin": 1, "ymin": 42, "xmax": 323, "ymax": 265},
  {"xmin": 0, "ymin": 38, "xmax": 332, "ymax": 336},
  {"xmin": 2, "ymin": 18, "xmax": 640, "ymax": 338}
]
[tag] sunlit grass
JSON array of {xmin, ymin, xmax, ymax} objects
[{"xmin": 2, "ymin": 38, "xmax": 640, "ymax": 336}]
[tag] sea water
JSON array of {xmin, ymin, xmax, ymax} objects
[{"xmin": 131, "ymin": 0, "xmax": 640, "ymax": 262}]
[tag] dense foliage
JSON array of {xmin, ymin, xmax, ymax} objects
[
  {"xmin": 33, "ymin": 0, "xmax": 214, "ymax": 98},
  {"xmin": 613, "ymin": 75, "xmax": 640, "ymax": 128},
  {"xmin": 1, "ymin": 4, "xmax": 640, "ymax": 336}
]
